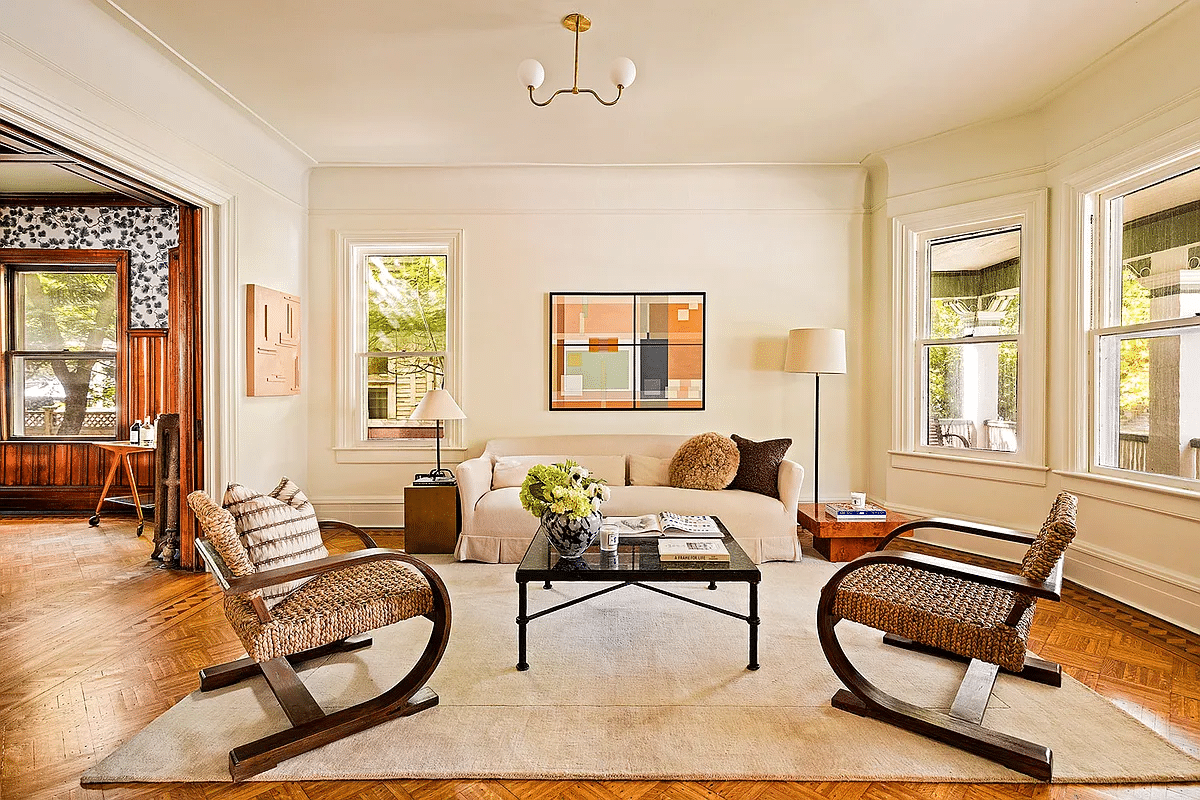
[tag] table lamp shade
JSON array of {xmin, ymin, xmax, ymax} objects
[
  {"xmin": 785, "ymin": 328, "xmax": 846, "ymax": 374},
  {"xmin": 409, "ymin": 389, "xmax": 466, "ymax": 421}
]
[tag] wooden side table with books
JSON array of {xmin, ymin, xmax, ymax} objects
[{"xmin": 797, "ymin": 503, "xmax": 913, "ymax": 562}]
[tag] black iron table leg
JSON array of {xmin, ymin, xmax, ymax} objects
[
  {"xmin": 517, "ymin": 580, "xmax": 529, "ymax": 671},
  {"xmin": 708, "ymin": 581, "xmax": 717, "ymax": 590},
  {"xmin": 747, "ymin": 580, "xmax": 760, "ymax": 670}
]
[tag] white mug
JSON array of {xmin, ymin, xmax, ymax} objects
[{"xmin": 849, "ymin": 491, "xmax": 867, "ymax": 508}]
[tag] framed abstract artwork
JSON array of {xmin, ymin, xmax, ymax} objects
[{"xmin": 549, "ymin": 292, "xmax": 705, "ymax": 410}]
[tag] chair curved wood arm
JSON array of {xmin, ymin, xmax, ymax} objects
[
  {"xmin": 318, "ymin": 518, "xmax": 379, "ymax": 548},
  {"xmin": 875, "ymin": 517, "xmax": 1037, "ymax": 552},
  {"xmin": 188, "ymin": 493, "xmax": 452, "ymax": 782},
  {"xmin": 815, "ymin": 492, "xmax": 1078, "ymax": 781}
]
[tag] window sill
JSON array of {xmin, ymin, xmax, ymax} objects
[
  {"xmin": 333, "ymin": 446, "xmax": 467, "ymax": 465},
  {"xmin": 1055, "ymin": 470, "xmax": 1200, "ymax": 522},
  {"xmin": 888, "ymin": 450, "xmax": 1049, "ymax": 487}
]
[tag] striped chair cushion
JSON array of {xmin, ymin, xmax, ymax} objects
[{"xmin": 222, "ymin": 477, "xmax": 328, "ymax": 606}]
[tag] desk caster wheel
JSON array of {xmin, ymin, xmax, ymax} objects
[
  {"xmin": 136, "ymin": 522, "xmax": 145, "ymax": 537},
  {"xmin": 89, "ymin": 515, "xmax": 100, "ymax": 526}
]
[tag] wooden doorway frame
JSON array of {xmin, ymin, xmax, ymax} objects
[
  {"xmin": 1, "ymin": 118, "xmax": 208, "ymax": 568},
  {"xmin": 172, "ymin": 206, "xmax": 204, "ymax": 570}
]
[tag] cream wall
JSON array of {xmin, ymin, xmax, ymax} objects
[
  {"xmin": 307, "ymin": 165, "xmax": 866, "ymax": 525},
  {"xmin": 866, "ymin": 2, "xmax": 1200, "ymax": 629},
  {"xmin": 0, "ymin": 0, "xmax": 313, "ymax": 492}
]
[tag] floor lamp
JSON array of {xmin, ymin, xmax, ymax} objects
[
  {"xmin": 784, "ymin": 328, "xmax": 846, "ymax": 506},
  {"xmin": 409, "ymin": 388, "xmax": 466, "ymax": 483}
]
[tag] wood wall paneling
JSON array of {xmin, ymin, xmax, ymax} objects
[{"xmin": 128, "ymin": 329, "xmax": 169, "ymax": 421}]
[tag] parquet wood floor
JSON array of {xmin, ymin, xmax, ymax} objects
[{"xmin": 1, "ymin": 517, "xmax": 1198, "ymax": 800}]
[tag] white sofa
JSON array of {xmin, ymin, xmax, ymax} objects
[{"xmin": 453, "ymin": 434, "xmax": 803, "ymax": 564}]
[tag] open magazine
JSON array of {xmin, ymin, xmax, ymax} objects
[{"xmin": 600, "ymin": 512, "xmax": 722, "ymax": 538}]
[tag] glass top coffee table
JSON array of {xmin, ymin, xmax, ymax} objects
[{"xmin": 514, "ymin": 516, "xmax": 762, "ymax": 671}]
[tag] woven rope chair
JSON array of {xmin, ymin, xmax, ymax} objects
[
  {"xmin": 187, "ymin": 490, "xmax": 452, "ymax": 781},
  {"xmin": 816, "ymin": 492, "xmax": 1078, "ymax": 780}
]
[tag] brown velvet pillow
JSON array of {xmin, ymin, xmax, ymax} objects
[
  {"xmin": 727, "ymin": 434, "xmax": 792, "ymax": 498},
  {"xmin": 668, "ymin": 432, "xmax": 740, "ymax": 490}
]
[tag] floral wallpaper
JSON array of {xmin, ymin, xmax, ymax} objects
[{"xmin": 0, "ymin": 205, "xmax": 179, "ymax": 328}]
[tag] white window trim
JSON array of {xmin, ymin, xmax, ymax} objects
[
  {"xmin": 890, "ymin": 190, "xmax": 1048, "ymax": 482},
  {"xmin": 1079, "ymin": 152, "xmax": 1200, "ymax": 492},
  {"xmin": 333, "ymin": 230, "xmax": 464, "ymax": 463}
]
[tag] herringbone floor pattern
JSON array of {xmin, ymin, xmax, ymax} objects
[{"xmin": 1, "ymin": 517, "xmax": 1198, "ymax": 799}]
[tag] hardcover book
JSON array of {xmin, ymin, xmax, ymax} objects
[
  {"xmin": 601, "ymin": 513, "xmax": 722, "ymax": 537},
  {"xmin": 824, "ymin": 501, "xmax": 887, "ymax": 520},
  {"xmin": 657, "ymin": 538, "xmax": 730, "ymax": 561}
]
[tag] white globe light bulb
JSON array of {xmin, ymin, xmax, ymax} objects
[
  {"xmin": 609, "ymin": 57, "xmax": 636, "ymax": 88},
  {"xmin": 517, "ymin": 58, "xmax": 545, "ymax": 90}
]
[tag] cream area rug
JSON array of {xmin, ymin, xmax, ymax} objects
[{"xmin": 82, "ymin": 555, "xmax": 1200, "ymax": 785}]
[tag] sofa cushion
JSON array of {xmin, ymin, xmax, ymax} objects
[
  {"xmin": 727, "ymin": 434, "xmax": 792, "ymax": 499},
  {"xmin": 492, "ymin": 454, "xmax": 627, "ymax": 489},
  {"xmin": 668, "ymin": 432, "xmax": 740, "ymax": 490},
  {"xmin": 222, "ymin": 477, "xmax": 328, "ymax": 606},
  {"xmin": 629, "ymin": 454, "xmax": 670, "ymax": 486}
]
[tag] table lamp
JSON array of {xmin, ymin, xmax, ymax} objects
[
  {"xmin": 784, "ymin": 328, "xmax": 846, "ymax": 505},
  {"xmin": 409, "ymin": 389, "xmax": 466, "ymax": 483}
]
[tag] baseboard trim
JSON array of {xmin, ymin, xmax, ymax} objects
[
  {"xmin": 310, "ymin": 496, "xmax": 405, "ymax": 528},
  {"xmin": 885, "ymin": 500, "xmax": 1200, "ymax": 633}
]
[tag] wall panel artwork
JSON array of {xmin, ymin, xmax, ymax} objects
[{"xmin": 549, "ymin": 292, "xmax": 705, "ymax": 410}]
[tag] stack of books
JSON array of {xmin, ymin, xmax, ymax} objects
[
  {"xmin": 824, "ymin": 501, "xmax": 887, "ymax": 521},
  {"xmin": 657, "ymin": 538, "xmax": 730, "ymax": 562}
]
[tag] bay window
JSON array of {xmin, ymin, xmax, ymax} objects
[
  {"xmin": 1092, "ymin": 165, "xmax": 1200, "ymax": 486},
  {"xmin": 892, "ymin": 191, "xmax": 1047, "ymax": 477}
]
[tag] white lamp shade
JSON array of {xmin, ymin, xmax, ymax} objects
[
  {"xmin": 784, "ymin": 328, "xmax": 847, "ymax": 374},
  {"xmin": 517, "ymin": 58, "xmax": 545, "ymax": 90},
  {"xmin": 409, "ymin": 389, "xmax": 466, "ymax": 421},
  {"xmin": 609, "ymin": 57, "xmax": 636, "ymax": 88}
]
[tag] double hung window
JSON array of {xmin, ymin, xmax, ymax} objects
[
  {"xmin": 363, "ymin": 254, "xmax": 448, "ymax": 440},
  {"xmin": 1092, "ymin": 165, "xmax": 1200, "ymax": 486},
  {"xmin": 335, "ymin": 232, "xmax": 462, "ymax": 456},
  {"xmin": 922, "ymin": 227, "xmax": 1022, "ymax": 453},
  {"xmin": 893, "ymin": 191, "xmax": 1047, "ymax": 473},
  {"xmin": 2, "ymin": 250, "xmax": 126, "ymax": 440}
]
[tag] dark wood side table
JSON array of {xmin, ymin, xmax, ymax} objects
[
  {"xmin": 403, "ymin": 483, "xmax": 461, "ymax": 554},
  {"xmin": 797, "ymin": 503, "xmax": 913, "ymax": 562}
]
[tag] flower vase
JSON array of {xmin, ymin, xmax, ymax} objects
[{"xmin": 541, "ymin": 510, "xmax": 602, "ymax": 559}]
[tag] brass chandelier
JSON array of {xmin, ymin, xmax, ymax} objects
[{"xmin": 517, "ymin": 13, "xmax": 636, "ymax": 107}]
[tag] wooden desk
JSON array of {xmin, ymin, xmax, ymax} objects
[
  {"xmin": 797, "ymin": 503, "xmax": 913, "ymax": 562},
  {"xmin": 89, "ymin": 442, "xmax": 155, "ymax": 536},
  {"xmin": 403, "ymin": 483, "xmax": 460, "ymax": 554}
]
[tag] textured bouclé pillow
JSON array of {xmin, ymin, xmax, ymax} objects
[
  {"xmin": 669, "ymin": 432, "xmax": 740, "ymax": 490},
  {"xmin": 727, "ymin": 434, "xmax": 792, "ymax": 498},
  {"xmin": 222, "ymin": 477, "xmax": 328, "ymax": 605}
]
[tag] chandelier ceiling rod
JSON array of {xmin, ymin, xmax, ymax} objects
[{"xmin": 517, "ymin": 13, "xmax": 636, "ymax": 107}]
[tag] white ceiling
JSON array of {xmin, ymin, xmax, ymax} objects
[
  {"xmin": 97, "ymin": 0, "xmax": 1190, "ymax": 166},
  {"xmin": 0, "ymin": 163, "xmax": 115, "ymax": 193}
]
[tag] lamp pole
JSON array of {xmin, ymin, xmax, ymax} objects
[{"xmin": 813, "ymin": 373, "xmax": 821, "ymax": 505}]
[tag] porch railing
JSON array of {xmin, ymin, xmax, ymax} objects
[{"xmin": 21, "ymin": 409, "xmax": 118, "ymax": 436}]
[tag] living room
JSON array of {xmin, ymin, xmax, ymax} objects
[{"xmin": 3, "ymin": 0, "xmax": 1200, "ymax": 796}]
